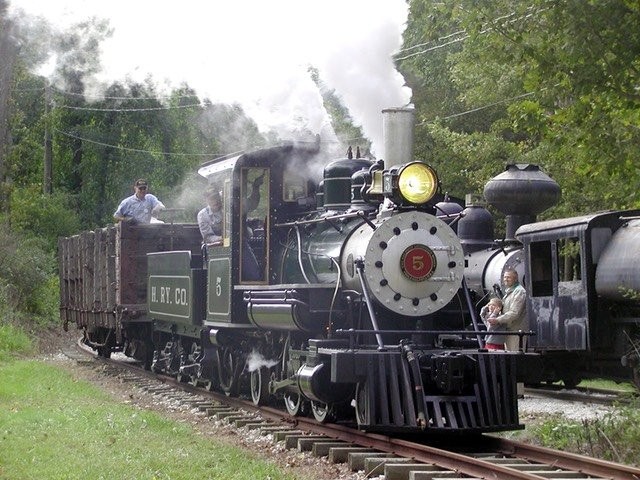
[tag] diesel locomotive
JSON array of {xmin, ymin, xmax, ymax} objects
[{"xmin": 59, "ymin": 108, "xmax": 537, "ymax": 435}]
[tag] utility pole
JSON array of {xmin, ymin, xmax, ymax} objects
[{"xmin": 43, "ymin": 79, "xmax": 53, "ymax": 194}]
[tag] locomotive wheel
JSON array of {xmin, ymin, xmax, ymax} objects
[
  {"xmin": 97, "ymin": 345, "xmax": 111, "ymax": 359},
  {"xmin": 354, "ymin": 382, "xmax": 371, "ymax": 426},
  {"xmin": 561, "ymin": 374, "xmax": 581, "ymax": 389},
  {"xmin": 250, "ymin": 367, "xmax": 271, "ymax": 406},
  {"xmin": 311, "ymin": 401, "xmax": 336, "ymax": 423},
  {"xmin": 284, "ymin": 393, "xmax": 308, "ymax": 417},
  {"xmin": 218, "ymin": 347, "xmax": 240, "ymax": 397}
]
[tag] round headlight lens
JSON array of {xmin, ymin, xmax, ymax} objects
[{"xmin": 397, "ymin": 162, "xmax": 438, "ymax": 204}]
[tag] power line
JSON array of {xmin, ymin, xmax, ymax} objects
[
  {"xmin": 418, "ymin": 90, "xmax": 538, "ymax": 125},
  {"xmin": 53, "ymin": 128, "xmax": 222, "ymax": 157},
  {"xmin": 52, "ymin": 86, "xmax": 200, "ymax": 102},
  {"xmin": 396, "ymin": 6, "xmax": 547, "ymax": 61},
  {"xmin": 56, "ymin": 102, "xmax": 202, "ymax": 112}
]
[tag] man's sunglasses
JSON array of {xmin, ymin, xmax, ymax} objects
[{"xmin": 137, "ymin": 186, "xmax": 147, "ymax": 190}]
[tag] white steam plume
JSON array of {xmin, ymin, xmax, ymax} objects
[{"xmin": 9, "ymin": 0, "xmax": 411, "ymax": 154}]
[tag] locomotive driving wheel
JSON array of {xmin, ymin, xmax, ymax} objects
[
  {"xmin": 218, "ymin": 346, "xmax": 241, "ymax": 396},
  {"xmin": 311, "ymin": 401, "xmax": 336, "ymax": 423},
  {"xmin": 284, "ymin": 392, "xmax": 308, "ymax": 416},
  {"xmin": 250, "ymin": 367, "xmax": 271, "ymax": 406}
]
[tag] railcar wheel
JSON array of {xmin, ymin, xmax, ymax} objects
[
  {"xmin": 250, "ymin": 367, "xmax": 271, "ymax": 406},
  {"xmin": 354, "ymin": 382, "xmax": 371, "ymax": 426},
  {"xmin": 97, "ymin": 345, "xmax": 111, "ymax": 358},
  {"xmin": 633, "ymin": 367, "xmax": 640, "ymax": 390},
  {"xmin": 311, "ymin": 401, "xmax": 336, "ymax": 423},
  {"xmin": 284, "ymin": 393, "xmax": 308, "ymax": 417}
]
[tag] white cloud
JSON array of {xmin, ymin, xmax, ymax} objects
[{"xmin": 8, "ymin": 0, "xmax": 411, "ymax": 154}]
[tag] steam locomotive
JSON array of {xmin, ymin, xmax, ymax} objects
[
  {"xmin": 59, "ymin": 108, "xmax": 537, "ymax": 435},
  {"xmin": 457, "ymin": 164, "xmax": 640, "ymax": 389}
]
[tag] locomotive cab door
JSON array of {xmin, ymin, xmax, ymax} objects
[
  {"xmin": 526, "ymin": 232, "xmax": 589, "ymax": 351},
  {"xmin": 240, "ymin": 167, "xmax": 269, "ymax": 283}
]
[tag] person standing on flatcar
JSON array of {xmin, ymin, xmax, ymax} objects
[
  {"xmin": 487, "ymin": 269, "xmax": 527, "ymax": 351},
  {"xmin": 114, "ymin": 178, "xmax": 165, "ymax": 224},
  {"xmin": 198, "ymin": 188, "xmax": 223, "ymax": 245},
  {"xmin": 480, "ymin": 297, "xmax": 505, "ymax": 351}
]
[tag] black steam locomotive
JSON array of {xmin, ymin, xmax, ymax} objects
[
  {"xmin": 59, "ymin": 108, "xmax": 537, "ymax": 435},
  {"xmin": 456, "ymin": 164, "xmax": 640, "ymax": 389}
]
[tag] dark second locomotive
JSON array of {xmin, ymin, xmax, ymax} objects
[{"xmin": 59, "ymin": 108, "xmax": 536, "ymax": 434}]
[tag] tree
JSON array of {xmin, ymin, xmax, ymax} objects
[{"xmin": 399, "ymin": 0, "xmax": 640, "ymax": 217}]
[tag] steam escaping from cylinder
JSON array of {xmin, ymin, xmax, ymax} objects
[{"xmin": 245, "ymin": 350, "xmax": 278, "ymax": 373}]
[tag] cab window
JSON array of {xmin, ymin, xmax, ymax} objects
[
  {"xmin": 283, "ymin": 170, "xmax": 307, "ymax": 202},
  {"xmin": 240, "ymin": 168, "xmax": 269, "ymax": 283}
]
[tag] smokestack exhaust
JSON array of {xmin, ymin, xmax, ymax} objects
[{"xmin": 382, "ymin": 106, "xmax": 415, "ymax": 168}]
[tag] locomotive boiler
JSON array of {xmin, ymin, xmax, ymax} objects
[{"xmin": 60, "ymin": 107, "xmax": 538, "ymax": 435}]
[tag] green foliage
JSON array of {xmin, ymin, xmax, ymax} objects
[
  {"xmin": 531, "ymin": 400, "xmax": 640, "ymax": 467},
  {"xmin": 0, "ymin": 226, "xmax": 58, "ymax": 320},
  {"xmin": 400, "ymin": 0, "xmax": 640, "ymax": 215},
  {"xmin": 309, "ymin": 66, "xmax": 371, "ymax": 156},
  {"xmin": 0, "ymin": 361, "xmax": 298, "ymax": 480},
  {"xmin": 9, "ymin": 186, "xmax": 81, "ymax": 250}
]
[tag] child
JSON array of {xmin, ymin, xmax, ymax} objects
[{"xmin": 480, "ymin": 297, "xmax": 505, "ymax": 350}]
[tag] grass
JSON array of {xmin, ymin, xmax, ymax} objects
[
  {"xmin": 0, "ymin": 360, "xmax": 299, "ymax": 480},
  {"xmin": 527, "ymin": 399, "xmax": 640, "ymax": 467},
  {"xmin": 0, "ymin": 323, "xmax": 33, "ymax": 361},
  {"xmin": 578, "ymin": 378, "xmax": 637, "ymax": 393}
]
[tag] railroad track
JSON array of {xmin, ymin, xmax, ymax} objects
[
  {"xmin": 525, "ymin": 384, "xmax": 637, "ymax": 407},
  {"xmin": 62, "ymin": 342, "xmax": 640, "ymax": 480}
]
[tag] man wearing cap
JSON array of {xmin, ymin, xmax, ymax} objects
[{"xmin": 114, "ymin": 179, "xmax": 166, "ymax": 224}]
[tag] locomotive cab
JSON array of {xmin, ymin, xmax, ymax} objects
[
  {"xmin": 517, "ymin": 209, "xmax": 640, "ymax": 386},
  {"xmin": 196, "ymin": 142, "xmax": 323, "ymax": 328}
]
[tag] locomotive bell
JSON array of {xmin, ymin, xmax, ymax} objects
[{"xmin": 484, "ymin": 164, "xmax": 560, "ymax": 240}]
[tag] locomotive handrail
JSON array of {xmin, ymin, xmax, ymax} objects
[
  {"xmin": 334, "ymin": 328, "xmax": 536, "ymax": 336},
  {"xmin": 462, "ymin": 277, "xmax": 484, "ymax": 348},
  {"xmin": 335, "ymin": 327, "xmax": 535, "ymax": 351},
  {"xmin": 274, "ymin": 210, "xmax": 375, "ymax": 228}
]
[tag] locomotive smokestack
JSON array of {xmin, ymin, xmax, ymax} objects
[{"xmin": 382, "ymin": 106, "xmax": 415, "ymax": 168}]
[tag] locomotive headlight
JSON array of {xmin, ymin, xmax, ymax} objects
[{"xmin": 397, "ymin": 162, "xmax": 438, "ymax": 205}]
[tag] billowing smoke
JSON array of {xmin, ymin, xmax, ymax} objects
[{"xmin": 8, "ymin": 0, "xmax": 411, "ymax": 155}]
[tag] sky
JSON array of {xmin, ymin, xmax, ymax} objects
[{"xmin": 7, "ymin": 0, "xmax": 413, "ymax": 156}]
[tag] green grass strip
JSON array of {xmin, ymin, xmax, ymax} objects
[{"xmin": 0, "ymin": 360, "xmax": 296, "ymax": 480}]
